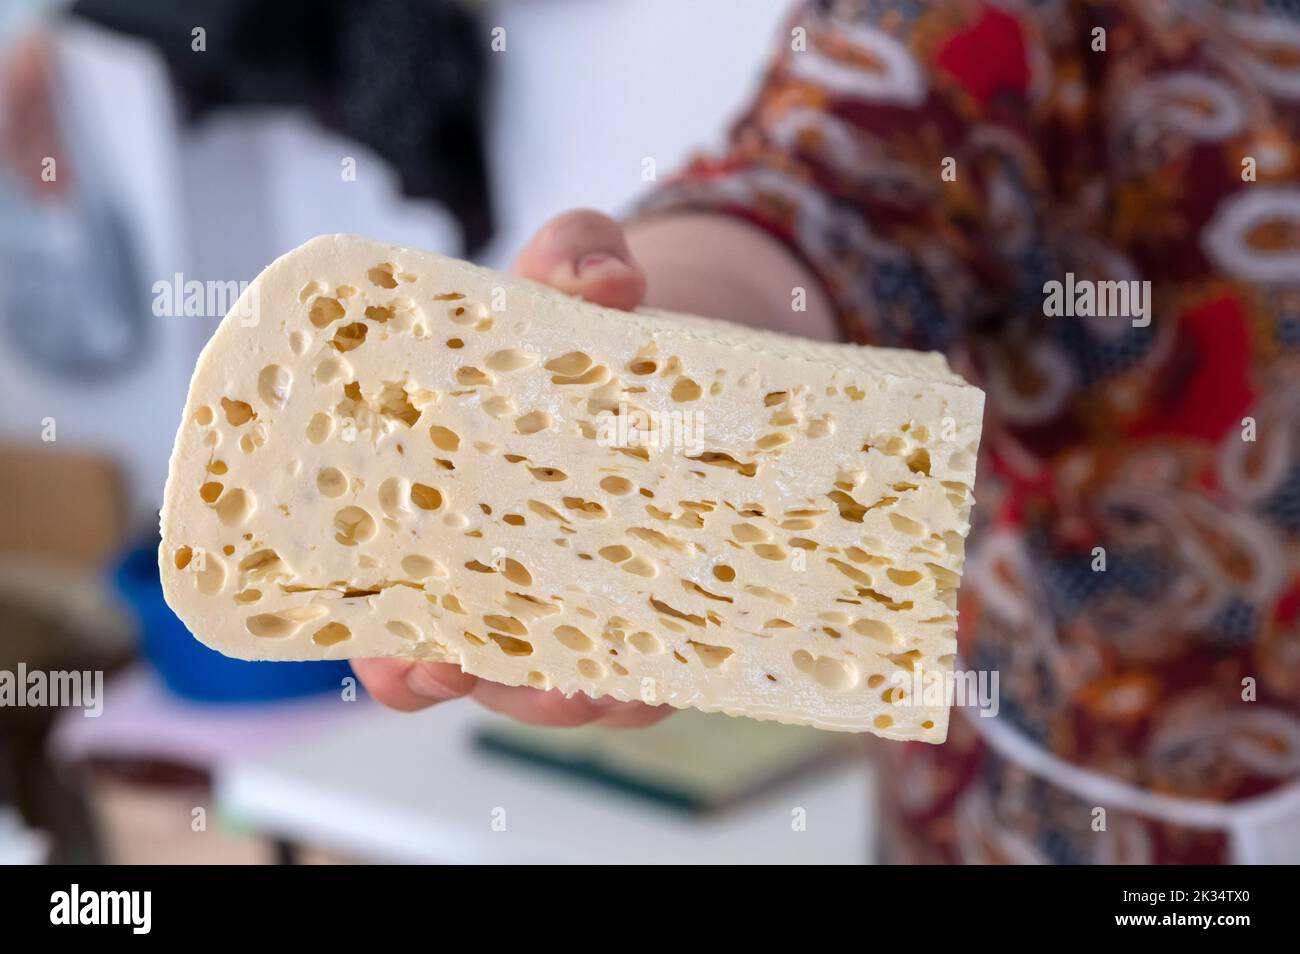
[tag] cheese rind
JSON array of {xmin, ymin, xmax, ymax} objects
[{"xmin": 160, "ymin": 235, "xmax": 983, "ymax": 739}]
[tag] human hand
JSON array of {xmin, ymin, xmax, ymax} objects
[{"xmin": 352, "ymin": 210, "xmax": 668, "ymax": 728}]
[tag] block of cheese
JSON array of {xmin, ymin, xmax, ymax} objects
[{"xmin": 160, "ymin": 235, "xmax": 983, "ymax": 739}]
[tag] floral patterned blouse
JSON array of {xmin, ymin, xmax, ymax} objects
[{"xmin": 638, "ymin": 0, "xmax": 1300, "ymax": 862}]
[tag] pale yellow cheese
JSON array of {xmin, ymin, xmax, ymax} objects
[{"xmin": 160, "ymin": 234, "xmax": 984, "ymax": 739}]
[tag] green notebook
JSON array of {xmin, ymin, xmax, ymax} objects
[{"xmin": 475, "ymin": 711, "xmax": 850, "ymax": 813}]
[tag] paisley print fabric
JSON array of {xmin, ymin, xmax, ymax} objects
[{"xmin": 637, "ymin": 0, "xmax": 1300, "ymax": 862}]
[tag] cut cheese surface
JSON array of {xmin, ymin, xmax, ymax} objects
[{"xmin": 160, "ymin": 234, "xmax": 984, "ymax": 739}]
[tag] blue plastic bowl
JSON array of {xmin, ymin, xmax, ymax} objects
[{"xmin": 112, "ymin": 543, "xmax": 353, "ymax": 703}]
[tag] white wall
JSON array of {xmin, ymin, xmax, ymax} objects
[{"xmin": 481, "ymin": 0, "xmax": 790, "ymax": 266}]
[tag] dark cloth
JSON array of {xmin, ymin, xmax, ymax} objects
[{"xmin": 71, "ymin": 0, "xmax": 494, "ymax": 254}]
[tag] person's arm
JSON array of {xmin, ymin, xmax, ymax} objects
[
  {"xmin": 0, "ymin": 31, "xmax": 67, "ymax": 196},
  {"xmin": 627, "ymin": 212, "xmax": 838, "ymax": 339}
]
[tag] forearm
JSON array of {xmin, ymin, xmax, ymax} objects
[{"xmin": 625, "ymin": 213, "xmax": 839, "ymax": 342}]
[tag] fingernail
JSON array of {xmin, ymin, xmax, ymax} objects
[
  {"xmin": 405, "ymin": 664, "xmax": 464, "ymax": 701},
  {"xmin": 576, "ymin": 252, "xmax": 628, "ymax": 274}
]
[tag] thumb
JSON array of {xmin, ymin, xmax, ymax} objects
[{"xmin": 512, "ymin": 209, "xmax": 647, "ymax": 311}]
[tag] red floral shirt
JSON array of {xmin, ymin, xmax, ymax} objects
[{"xmin": 639, "ymin": 0, "xmax": 1300, "ymax": 862}]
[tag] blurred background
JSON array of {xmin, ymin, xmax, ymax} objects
[{"xmin": 0, "ymin": 0, "xmax": 874, "ymax": 864}]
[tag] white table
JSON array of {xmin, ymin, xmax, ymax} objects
[
  {"xmin": 216, "ymin": 699, "xmax": 876, "ymax": 865},
  {"xmin": 51, "ymin": 666, "xmax": 362, "ymax": 767}
]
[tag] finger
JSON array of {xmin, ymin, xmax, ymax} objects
[
  {"xmin": 351, "ymin": 657, "xmax": 477, "ymax": 712},
  {"xmin": 469, "ymin": 678, "xmax": 665, "ymax": 728},
  {"xmin": 591, "ymin": 701, "xmax": 673, "ymax": 729},
  {"xmin": 470, "ymin": 680, "xmax": 611, "ymax": 726},
  {"xmin": 512, "ymin": 208, "xmax": 647, "ymax": 310}
]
